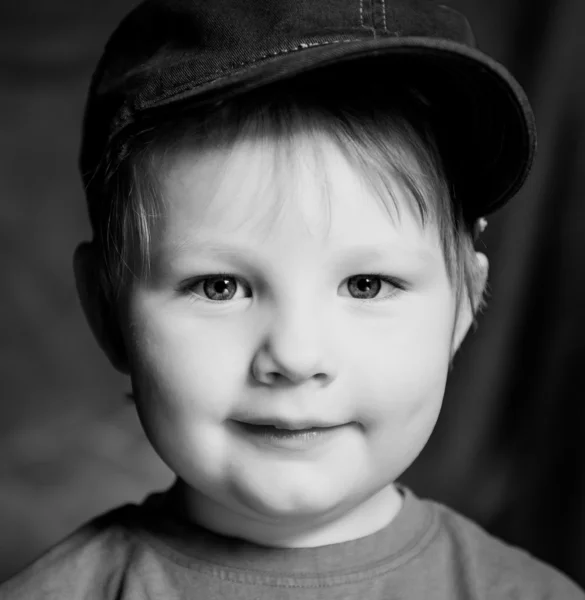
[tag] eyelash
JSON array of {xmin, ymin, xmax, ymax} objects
[{"xmin": 180, "ymin": 272, "xmax": 406, "ymax": 304}]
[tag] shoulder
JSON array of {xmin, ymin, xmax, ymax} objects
[
  {"xmin": 424, "ymin": 497, "xmax": 585, "ymax": 599},
  {"xmin": 0, "ymin": 503, "xmax": 148, "ymax": 600}
]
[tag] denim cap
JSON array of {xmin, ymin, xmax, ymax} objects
[{"xmin": 80, "ymin": 0, "xmax": 537, "ymax": 221}]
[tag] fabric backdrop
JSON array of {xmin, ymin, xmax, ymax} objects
[{"xmin": 1, "ymin": 0, "xmax": 583, "ymax": 588}]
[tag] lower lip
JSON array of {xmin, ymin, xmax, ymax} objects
[{"xmin": 234, "ymin": 421, "xmax": 348, "ymax": 451}]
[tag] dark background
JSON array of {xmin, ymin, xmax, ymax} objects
[{"xmin": 1, "ymin": 0, "xmax": 584, "ymax": 588}]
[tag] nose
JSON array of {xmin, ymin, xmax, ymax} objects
[{"xmin": 251, "ymin": 302, "xmax": 338, "ymax": 386}]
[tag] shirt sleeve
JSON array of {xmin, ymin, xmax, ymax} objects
[{"xmin": 0, "ymin": 506, "xmax": 137, "ymax": 600}]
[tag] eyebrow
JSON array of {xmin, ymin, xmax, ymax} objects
[{"xmin": 163, "ymin": 239, "xmax": 434, "ymax": 267}]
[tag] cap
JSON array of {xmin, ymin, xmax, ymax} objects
[{"xmin": 80, "ymin": 0, "xmax": 537, "ymax": 220}]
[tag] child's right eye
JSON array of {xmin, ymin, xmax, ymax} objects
[{"xmin": 182, "ymin": 274, "xmax": 250, "ymax": 303}]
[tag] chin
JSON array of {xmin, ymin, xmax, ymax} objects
[{"xmin": 230, "ymin": 471, "xmax": 349, "ymax": 522}]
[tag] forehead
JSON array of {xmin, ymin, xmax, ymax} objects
[{"xmin": 156, "ymin": 129, "xmax": 442, "ymax": 260}]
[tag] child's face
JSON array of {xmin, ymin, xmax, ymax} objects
[{"xmin": 118, "ymin": 129, "xmax": 472, "ymax": 545}]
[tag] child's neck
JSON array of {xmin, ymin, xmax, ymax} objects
[{"xmin": 173, "ymin": 481, "xmax": 403, "ymax": 549}]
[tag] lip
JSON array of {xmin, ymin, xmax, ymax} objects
[
  {"xmin": 235, "ymin": 419, "xmax": 344, "ymax": 431},
  {"xmin": 232, "ymin": 420, "xmax": 350, "ymax": 452}
]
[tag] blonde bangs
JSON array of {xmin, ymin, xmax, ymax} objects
[{"xmin": 95, "ymin": 84, "xmax": 483, "ymax": 316}]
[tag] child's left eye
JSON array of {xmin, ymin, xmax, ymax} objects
[
  {"xmin": 180, "ymin": 273, "xmax": 403, "ymax": 303},
  {"xmin": 343, "ymin": 274, "xmax": 403, "ymax": 301}
]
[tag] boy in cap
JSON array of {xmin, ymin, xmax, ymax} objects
[{"xmin": 2, "ymin": 0, "xmax": 584, "ymax": 598}]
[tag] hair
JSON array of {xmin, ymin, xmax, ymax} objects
[{"xmin": 85, "ymin": 74, "xmax": 487, "ymax": 328}]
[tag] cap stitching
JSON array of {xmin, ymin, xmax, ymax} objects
[
  {"xmin": 139, "ymin": 37, "xmax": 363, "ymax": 109},
  {"xmin": 359, "ymin": 0, "xmax": 376, "ymax": 36},
  {"xmin": 203, "ymin": 38, "xmax": 359, "ymax": 78},
  {"xmin": 381, "ymin": 0, "xmax": 388, "ymax": 33}
]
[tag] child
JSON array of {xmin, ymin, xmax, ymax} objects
[{"xmin": 2, "ymin": 0, "xmax": 584, "ymax": 598}]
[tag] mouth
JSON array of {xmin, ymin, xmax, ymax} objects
[
  {"xmin": 232, "ymin": 420, "xmax": 351, "ymax": 450},
  {"xmin": 239, "ymin": 424, "xmax": 335, "ymax": 435},
  {"xmin": 235, "ymin": 419, "xmax": 345, "ymax": 432}
]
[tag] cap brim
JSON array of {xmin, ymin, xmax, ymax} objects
[{"xmin": 141, "ymin": 37, "xmax": 537, "ymax": 219}]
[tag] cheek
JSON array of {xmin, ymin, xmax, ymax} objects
[
  {"xmin": 125, "ymin": 304, "xmax": 249, "ymax": 425},
  {"xmin": 123, "ymin": 305, "xmax": 253, "ymax": 483},
  {"xmin": 349, "ymin": 329, "xmax": 448, "ymax": 478},
  {"xmin": 347, "ymin": 294, "xmax": 454, "ymax": 437}
]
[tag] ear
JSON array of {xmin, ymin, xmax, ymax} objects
[
  {"xmin": 451, "ymin": 251, "xmax": 489, "ymax": 355},
  {"xmin": 73, "ymin": 242, "xmax": 130, "ymax": 374}
]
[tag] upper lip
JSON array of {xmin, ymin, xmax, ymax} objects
[{"xmin": 236, "ymin": 418, "xmax": 345, "ymax": 431}]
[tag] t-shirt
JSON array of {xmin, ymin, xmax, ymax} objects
[{"xmin": 1, "ymin": 485, "xmax": 583, "ymax": 599}]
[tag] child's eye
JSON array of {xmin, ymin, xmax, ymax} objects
[
  {"xmin": 343, "ymin": 274, "xmax": 403, "ymax": 301},
  {"xmin": 183, "ymin": 274, "xmax": 250, "ymax": 303},
  {"xmin": 180, "ymin": 273, "xmax": 403, "ymax": 303}
]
